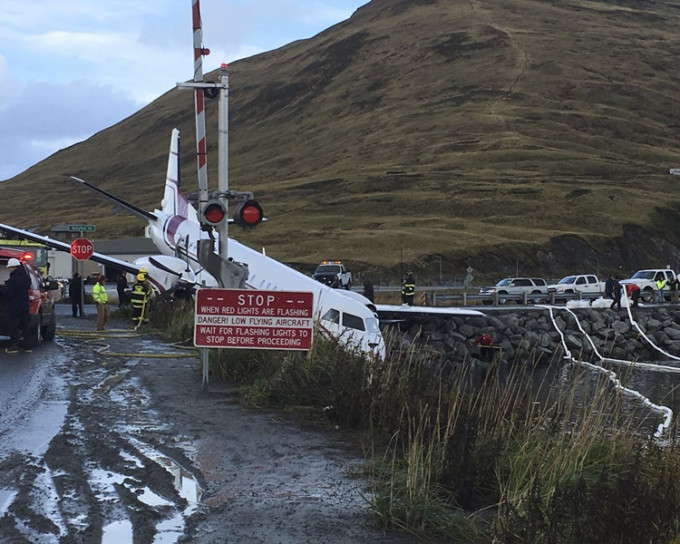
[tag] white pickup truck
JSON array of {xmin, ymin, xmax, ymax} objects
[
  {"xmin": 620, "ymin": 268, "xmax": 678, "ymax": 302},
  {"xmin": 547, "ymin": 274, "xmax": 605, "ymax": 301}
]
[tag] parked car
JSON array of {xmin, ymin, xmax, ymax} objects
[
  {"xmin": 479, "ymin": 277, "xmax": 548, "ymax": 305},
  {"xmin": 0, "ymin": 249, "xmax": 59, "ymax": 344},
  {"xmin": 84, "ymin": 272, "xmax": 102, "ymax": 285},
  {"xmin": 547, "ymin": 274, "xmax": 605, "ymax": 301},
  {"xmin": 620, "ymin": 268, "xmax": 678, "ymax": 303},
  {"xmin": 312, "ymin": 261, "xmax": 353, "ymax": 290}
]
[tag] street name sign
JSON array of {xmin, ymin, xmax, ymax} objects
[
  {"xmin": 68, "ymin": 225, "xmax": 96, "ymax": 232},
  {"xmin": 70, "ymin": 238, "xmax": 94, "ymax": 261},
  {"xmin": 194, "ymin": 289, "xmax": 314, "ymax": 350}
]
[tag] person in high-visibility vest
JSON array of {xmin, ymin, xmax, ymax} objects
[
  {"xmin": 130, "ymin": 273, "xmax": 151, "ymax": 324},
  {"xmin": 92, "ymin": 275, "xmax": 109, "ymax": 331},
  {"xmin": 401, "ymin": 272, "xmax": 415, "ymax": 306},
  {"xmin": 656, "ymin": 275, "xmax": 667, "ymax": 303}
]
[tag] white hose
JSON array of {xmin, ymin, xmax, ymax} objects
[{"xmin": 537, "ymin": 303, "xmax": 673, "ymax": 439}]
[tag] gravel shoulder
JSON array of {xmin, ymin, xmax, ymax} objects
[{"xmin": 0, "ymin": 308, "xmax": 413, "ymax": 544}]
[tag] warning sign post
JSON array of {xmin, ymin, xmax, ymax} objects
[{"xmin": 194, "ymin": 289, "xmax": 314, "ymax": 350}]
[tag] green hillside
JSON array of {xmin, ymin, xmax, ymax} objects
[{"xmin": 3, "ymin": 0, "xmax": 680, "ymax": 283}]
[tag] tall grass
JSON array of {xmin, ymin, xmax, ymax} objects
[{"xmin": 151, "ymin": 304, "xmax": 680, "ymax": 542}]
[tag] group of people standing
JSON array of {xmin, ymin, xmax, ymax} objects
[
  {"xmin": 68, "ymin": 269, "xmax": 152, "ymax": 331},
  {"xmin": 605, "ymin": 273, "xmax": 678, "ymax": 309},
  {"xmin": 4, "ymin": 262, "xmax": 153, "ymax": 353}
]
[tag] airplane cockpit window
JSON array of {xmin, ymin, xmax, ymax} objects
[
  {"xmin": 365, "ymin": 316, "xmax": 380, "ymax": 334},
  {"xmin": 321, "ymin": 308, "xmax": 340, "ymax": 324},
  {"xmin": 342, "ymin": 312, "xmax": 365, "ymax": 331}
]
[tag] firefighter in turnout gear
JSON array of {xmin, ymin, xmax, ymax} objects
[
  {"xmin": 138, "ymin": 267, "xmax": 153, "ymax": 293},
  {"xmin": 130, "ymin": 273, "xmax": 151, "ymax": 327},
  {"xmin": 401, "ymin": 272, "xmax": 415, "ymax": 306}
]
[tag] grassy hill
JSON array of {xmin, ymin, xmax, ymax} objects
[{"xmin": 3, "ymin": 0, "xmax": 680, "ymax": 283}]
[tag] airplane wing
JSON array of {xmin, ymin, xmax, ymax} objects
[
  {"xmin": 0, "ymin": 221, "xmax": 140, "ymax": 276},
  {"xmin": 70, "ymin": 176, "xmax": 157, "ymax": 222},
  {"xmin": 375, "ymin": 303, "xmax": 485, "ymax": 323}
]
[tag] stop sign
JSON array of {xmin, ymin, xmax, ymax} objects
[{"xmin": 70, "ymin": 238, "xmax": 94, "ymax": 261}]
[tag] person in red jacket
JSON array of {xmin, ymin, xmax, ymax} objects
[
  {"xmin": 625, "ymin": 283, "xmax": 640, "ymax": 308},
  {"xmin": 470, "ymin": 333, "xmax": 494, "ymax": 362}
]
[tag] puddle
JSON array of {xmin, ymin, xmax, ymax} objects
[
  {"xmin": 130, "ymin": 437, "xmax": 202, "ymax": 506},
  {"xmin": 0, "ymin": 489, "xmax": 17, "ymax": 514},
  {"xmin": 0, "ymin": 399, "xmax": 69, "ymax": 456},
  {"xmin": 95, "ymin": 438, "xmax": 202, "ymax": 544},
  {"xmin": 102, "ymin": 519, "xmax": 133, "ymax": 544}
]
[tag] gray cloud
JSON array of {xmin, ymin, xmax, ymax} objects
[{"xmin": 0, "ymin": 80, "xmax": 138, "ymax": 181}]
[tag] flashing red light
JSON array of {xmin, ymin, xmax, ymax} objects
[
  {"xmin": 202, "ymin": 201, "xmax": 227, "ymax": 226},
  {"xmin": 22, "ymin": 252, "xmax": 34, "ymax": 261},
  {"xmin": 233, "ymin": 200, "xmax": 264, "ymax": 228}
]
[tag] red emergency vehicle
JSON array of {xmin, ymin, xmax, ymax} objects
[{"xmin": 0, "ymin": 248, "xmax": 58, "ymax": 344}]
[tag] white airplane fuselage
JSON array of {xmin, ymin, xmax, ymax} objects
[{"xmin": 146, "ymin": 208, "xmax": 385, "ymax": 358}]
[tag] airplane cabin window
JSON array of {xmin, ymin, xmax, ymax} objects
[
  {"xmin": 321, "ymin": 308, "xmax": 340, "ymax": 324},
  {"xmin": 342, "ymin": 312, "xmax": 365, "ymax": 331}
]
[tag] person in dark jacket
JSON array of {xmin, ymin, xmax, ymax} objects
[
  {"xmin": 610, "ymin": 276, "xmax": 622, "ymax": 310},
  {"xmin": 5, "ymin": 258, "xmax": 32, "ymax": 353},
  {"xmin": 69, "ymin": 272, "xmax": 83, "ymax": 317},
  {"xmin": 604, "ymin": 274, "xmax": 614, "ymax": 300},
  {"xmin": 116, "ymin": 272, "xmax": 129, "ymax": 307},
  {"xmin": 362, "ymin": 278, "xmax": 375, "ymax": 303},
  {"xmin": 668, "ymin": 276, "xmax": 678, "ymax": 304}
]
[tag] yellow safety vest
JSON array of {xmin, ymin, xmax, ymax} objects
[{"xmin": 92, "ymin": 282, "xmax": 108, "ymax": 304}]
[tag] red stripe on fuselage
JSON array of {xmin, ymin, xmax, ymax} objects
[{"xmin": 164, "ymin": 215, "xmax": 186, "ymax": 247}]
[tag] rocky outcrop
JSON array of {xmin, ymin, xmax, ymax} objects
[{"xmin": 389, "ymin": 307, "xmax": 680, "ymax": 365}]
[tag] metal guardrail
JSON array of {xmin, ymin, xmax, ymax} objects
[
  {"xmin": 425, "ymin": 291, "xmax": 605, "ymax": 307},
  {"xmin": 355, "ymin": 283, "xmax": 607, "ymax": 306}
]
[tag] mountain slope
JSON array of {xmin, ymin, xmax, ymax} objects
[{"xmin": 3, "ymin": 0, "xmax": 680, "ymax": 281}]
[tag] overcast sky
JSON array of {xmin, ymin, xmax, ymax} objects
[{"xmin": 0, "ymin": 0, "xmax": 368, "ymax": 181}]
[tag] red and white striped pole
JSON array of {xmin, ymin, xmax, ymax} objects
[{"xmin": 192, "ymin": 0, "xmax": 209, "ymax": 200}]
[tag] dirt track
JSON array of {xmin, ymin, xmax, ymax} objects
[{"xmin": 0, "ymin": 310, "xmax": 414, "ymax": 543}]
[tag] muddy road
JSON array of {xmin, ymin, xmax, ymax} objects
[{"xmin": 0, "ymin": 308, "xmax": 413, "ymax": 543}]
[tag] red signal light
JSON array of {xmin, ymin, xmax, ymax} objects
[
  {"xmin": 232, "ymin": 200, "xmax": 264, "ymax": 228},
  {"xmin": 22, "ymin": 252, "xmax": 34, "ymax": 261},
  {"xmin": 202, "ymin": 200, "xmax": 227, "ymax": 226}
]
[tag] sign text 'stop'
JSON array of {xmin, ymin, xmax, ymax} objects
[
  {"xmin": 194, "ymin": 289, "xmax": 314, "ymax": 350},
  {"xmin": 70, "ymin": 238, "xmax": 94, "ymax": 261}
]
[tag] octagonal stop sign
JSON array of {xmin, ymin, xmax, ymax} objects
[{"xmin": 70, "ymin": 238, "xmax": 94, "ymax": 261}]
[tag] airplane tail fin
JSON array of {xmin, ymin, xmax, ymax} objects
[{"xmin": 161, "ymin": 129, "xmax": 199, "ymax": 222}]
